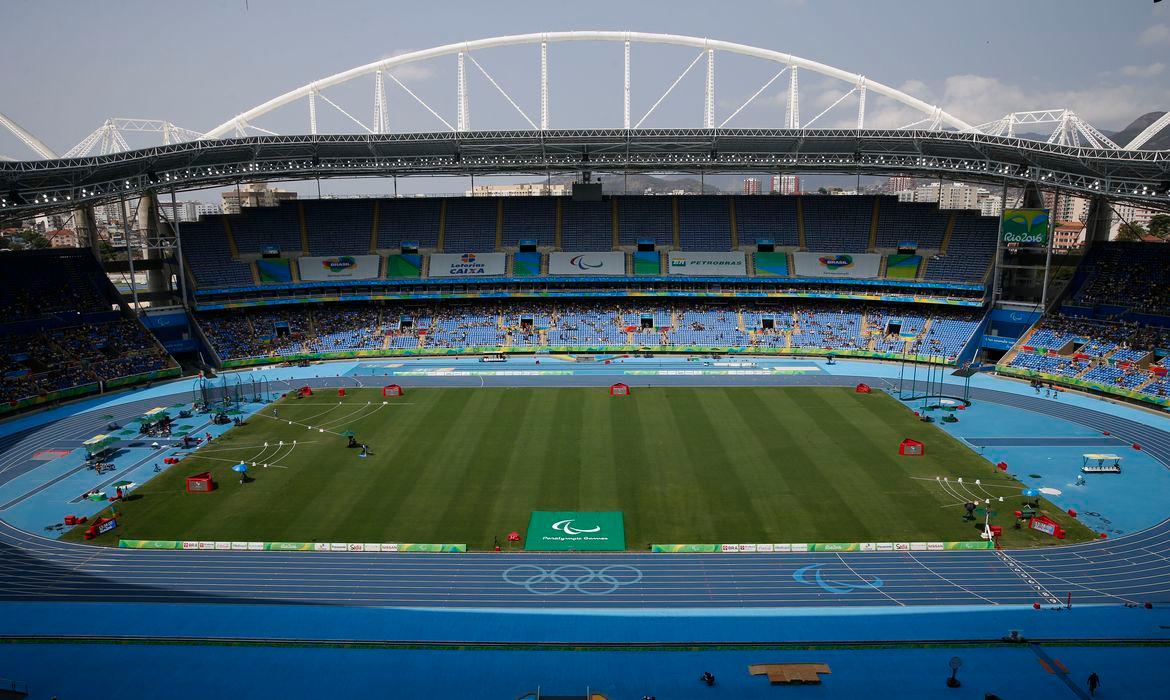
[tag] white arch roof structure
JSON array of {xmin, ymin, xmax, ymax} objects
[{"xmin": 204, "ymin": 31, "xmax": 978, "ymax": 138}]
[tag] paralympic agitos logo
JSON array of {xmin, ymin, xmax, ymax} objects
[
  {"xmin": 551, "ymin": 519, "xmax": 602, "ymax": 535},
  {"xmin": 569, "ymin": 255, "xmax": 605, "ymax": 271}
]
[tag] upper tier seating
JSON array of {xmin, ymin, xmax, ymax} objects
[
  {"xmin": 304, "ymin": 200, "xmax": 373, "ymax": 256},
  {"xmin": 677, "ymin": 197, "xmax": 732, "ymax": 251},
  {"xmin": 229, "ymin": 202, "xmax": 302, "ymax": 254},
  {"xmin": 560, "ymin": 200, "xmax": 612, "ymax": 251},
  {"xmin": 443, "ymin": 198, "xmax": 499, "ymax": 252},
  {"xmin": 801, "ymin": 196, "xmax": 873, "ymax": 252},
  {"xmin": 377, "ymin": 198, "xmax": 441, "ymax": 250},
  {"xmin": 617, "ymin": 196, "xmax": 674, "ymax": 247},
  {"xmin": 923, "ymin": 214, "xmax": 997, "ymax": 283},
  {"xmin": 1071, "ymin": 243, "xmax": 1170, "ymax": 316},
  {"xmin": 733, "ymin": 196, "xmax": 800, "ymax": 247},
  {"xmin": 502, "ymin": 197, "xmax": 556, "ymax": 248},
  {"xmin": 874, "ymin": 200, "xmax": 949, "ymax": 249},
  {"xmin": 179, "ymin": 220, "xmax": 256, "ymax": 288}
]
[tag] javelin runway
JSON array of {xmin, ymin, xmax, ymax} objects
[{"xmin": 1, "ymin": 369, "xmax": 1169, "ymax": 608}]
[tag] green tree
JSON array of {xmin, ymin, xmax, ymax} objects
[
  {"xmin": 1115, "ymin": 222, "xmax": 1147, "ymax": 242},
  {"xmin": 1148, "ymin": 214, "xmax": 1170, "ymax": 240},
  {"xmin": 22, "ymin": 230, "xmax": 51, "ymax": 249}
]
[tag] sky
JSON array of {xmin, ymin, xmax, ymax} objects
[{"xmin": 1, "ymin": 0, "xmax": 1168, "ymax": 196}]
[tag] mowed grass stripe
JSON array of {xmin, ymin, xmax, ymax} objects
[{"xmin": 66, "ymin": 387, "xmax": 1094, "ymax": 549}]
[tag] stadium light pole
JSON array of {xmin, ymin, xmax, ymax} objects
[
  {"xmin": 118, "ymin": 194, "xmax": 140, "ymax": 312},
  {"xmin": 1039, "ymin": 187, "xmax": 1057, "ymax": 310},
  {"xmin": 170, "ymin": 188, "xmax": 190, "ymax": 310},
  {"xmin": 991, "ymin": 178, "xmax": 1008, "ymax": 304}
]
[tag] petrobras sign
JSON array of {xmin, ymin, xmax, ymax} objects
[
  {"xmin": 298, "ymin": 254, "xmax": 381, "ymax": 281},
  {"xmin": 428, "ymin": 252, "xmax": 506, "ymax": 277},
  {"xmin": 793, "ymin": 252, "xmax": 882, "ymax": 278},
  {"xmin": 667, "ymin": 251, "xmax": 746, "ymax": 276},
  {"xmin": 548, "ymin": 251, "xmax": 625, "ymax": 276}
]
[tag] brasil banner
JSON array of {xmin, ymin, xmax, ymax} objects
[
  {"xmin": 1002, "ymin": 208, "xmax": 1049, "ymax": 244},
  {"xmin": 524, "ymin": 511, "xmax": 625, "ymax": 551}
]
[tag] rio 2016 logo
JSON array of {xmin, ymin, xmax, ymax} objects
[
  {"xmin": 322, "ymin": 256, "xmax": 357, "ymax": 272},
  {"xmin": 1002, "ymin": 209, "xmax": 1049, "ymax": 244},
  {"xmin": 818, "ymin": 255, "xmax": 854, "ymax": 270}
]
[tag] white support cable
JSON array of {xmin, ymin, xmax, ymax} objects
[
  {"xmin": 61, "ymin": 125, "xmax": 107, "ymax": 159},
  {"xmin": 635, "ymin": 49, "xmax": 706, "ymax": 129},
  {"xmin": 465, "ymin": 52, "xmax": 538, "ymax": 129},
  {"xmin": 237, "ymin": 120, "xmax": 279, "ymax": 136},
  {"xmin": 856, "ymin": 77, "xmax": 867, "ymax": 129},
  {"xmin": 786, "ymin": 65, "xmax": 799, "ymax": 129},
  {"xmin": 623, "ymin": 40, "xmax": 631, "ymax": 129},
  {"xmin": 457, "ymin": 52, "xmax": 469, "ymax": 132},
  {"xmin": 704, "ymin": 48, "xmax": 715, "ymax": 129},
  {"xmin": 385, "ymin": 72, "xmax": 455, "ymax": 131},
  {"xmin": 898, "ymin": 116, "xmax": 933, "ymax": 130},
  {"xmin": 309, "ymin": 87, "xmax": 318, "ymax": 135},
  {"xmin": 1072, "ymin": 115, "xmax": 1120, "ymax": 150},
  {"xmin": 801, "ymin": 87, "xmax": 856, "ymax": 128},
  {"xmin": 719, "ymin": 66, "xmax": 789, "ymax": 128},
  {"xmin": 317, "ymin": 91, "xmax": 374, "ymax": 133},
  {"xmin": 374, "ymin": 69, "xmax": 388, "ymax": 133},
  {"xmin": 540, "ymin": 40, "xmax": 548, "ymax": 130}
]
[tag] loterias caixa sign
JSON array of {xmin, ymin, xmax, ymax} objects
[{"xmin": 1001, "ymin": 208, "xmax": 1050, "ymax": 245}]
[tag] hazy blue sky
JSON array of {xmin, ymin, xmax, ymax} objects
[{"xmin": 2, "ymin": 0, "xmax": 1168, "ymax": 194}]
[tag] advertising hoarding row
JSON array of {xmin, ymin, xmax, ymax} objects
[
  {"xmin": 792, "ymin": 252, "xmax": 882, "ymax": 278},
  {"xmin": 298, "ymin": 255, "xmax": 382, "ymax": 281},
  {"xmin": 667, "ymin": 251, "xmax": 746, "ymax": 276},
  {"xmin": 548, "ymin": 251, "xmax": 626, "ymax": 275}
]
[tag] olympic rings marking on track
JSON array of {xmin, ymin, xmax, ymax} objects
[{"xmin": 502, "ymin": 564, "xmax": 643, "ymax": 595}]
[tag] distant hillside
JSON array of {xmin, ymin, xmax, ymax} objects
[{"xmin": 1106, "ymin": 111, "xmax": 1170, "ymax": 150}]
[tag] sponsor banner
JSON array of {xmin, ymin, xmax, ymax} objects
[
  {"xmin": 927, "ymin": 542, "xmax": 945, "ymax": 551},
  {"xmin": 255, "ymin": 257, "xmax": 293, "ymax": 283},
  {"xmin": 1002, "ymin": 208, "xmax": 1049, "ymax": 244},
  {"xmin": 397, "ymin": 543, "xmax": 467, "ymax": 553},
  {"xmin": 944, "ymin": 541, "xmax": 995, "ymax": 550},
  {"xmin": 524, "ymin": 511, "xmax": 626, "ymax": 551},
  {"xmin": 753, "ymin": 252, "xmax": 790, "ymax": 276},
  {"xmin": 214, "ymin": 542, "xmax": 231, "ymax": 550},
  {"xmin": 981, "ymin": 335, "xmax": 1017, "ymax": 351},
  {"xmin": 385, "ymin": 254, "xmax": 422, "ymax": 279},
  {"xmin": 548, "ymin": 251, "xmax": 626, "ymax": 276},
  {"xmin": 118, "ymin": 539, "xmax": 181, "ymax": 549},
  {"xmin": 512, "ymin": 252, "xmax": 542, "ymax": 277},
  {"xmin": 429, "ymin": 252, "xmax": 507, "ymax": 278},
  {"xmin": 633, "ymin": 251, "xmax": 661, "ymax": 275},
  {"xmin": 298, "ymin": 254, "xmax": 381, "ymax": 281},
  {"xmin": 264, "ymin": 542, "xmax": 313, "ymax": 551},
  {"xmin": 812, "ymin": 543, "xmax": 860, "ymax": 553},
  {"xmin": 793, "ymin": 252, "xmax": 882, "ymax": 278},
  {"xmin": 651, "ymin": 544, "xmax": 718, "ymax": 553},
  {"xmin": 667, "ymin": 251, "xmax": 746, "ymax": 276},
  {"xmin": 885, "ymin": 254, "xmax": 921, "ymax": 279}
]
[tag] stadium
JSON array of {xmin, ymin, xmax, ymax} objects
[{"xmin": 3, "ymin": 10, "xmax": 1170, "ymax": 699}]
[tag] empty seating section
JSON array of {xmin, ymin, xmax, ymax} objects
[
  {"xmin": 182, "ymin": 220, "xmax": 256, "ymax": 288},
  {"xmin": 0, "ymin": 251, "xmax": 109, "ymax": 321},
  {"xmin": 1073, "ymin": 243, "xmax": 1170, "ymax": 316},
  {"xmin": 733, "ymin": 197, "xmax": 799, "ymax": 247},
  {"xmin": 229, "ymin": 203, "xmax": 302, "ymax": 254},
  {"xmin": 923, "ymin": 214, "xmax": 996, "ymax": 282},
  {"xmin": 617, "ymin": 197, "xmax": 674, "ymax": 246},
  {"xmin": 197, "ymin": 301, "xmax": 981, "ymax": 363},
  {"xmin": 502, "ymin": 197, "xmax": 556, "ymax": 248},
  {"xmin": 303, "ymin": 200, "xmax": 374, "ymax": 255},
  {"xmin": 801, "ymin": 196, "xmax": 872, "ymax": 252},
  {"xmin": 560, "ymin": 200, "xmax": 612, "ymax": 251},
  {"xmin": 377, "ymin": 198, "xmax": 441, "ymax": 250},
  {"xmin": 443, "ymin": 198, "xmax": 499, "ymax": 252},
  {"xmin": 677, "ymin": 197, "xmax": 731, "ymax": 251},
  {"xmin": 874, "ymin": 200, "xmax": 949, "ymax": 249}
]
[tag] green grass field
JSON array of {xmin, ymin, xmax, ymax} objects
[{"xmin": 68, "ymin": 387, "xmax": 1093, "ymax": 549}]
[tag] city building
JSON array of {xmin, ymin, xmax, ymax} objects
[
  {"xmin": 1052, "ymin": 222, "xmax": 1085, "ymax": 251},
  {"xmin": 46, "ymin": 229, "xmax": 79, "ymax": 248},
  {"xmin": 770, "ymin": 174, "xmax": 800, "ymax": 195},
  {"xmin": 468, "ymin": 183, "xmax": 569, "ymax": 197},
  {"xmin": 742, "ymin": 177, "xmax": 762, "ymax": 195},
  {"xmin": 886, "ymin": 176, "xmax": 914, "ymax": 193},
  {"xmin": 195, "ymin": 204, "xmax": 222, "ymax": 219},
  {"xmin": 220, "ymin": 183, "xmax": 297, "ymax": 214},
  {"xmin": 157, "ymin": 200, "xmax": 200, "ymax": 223}
]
